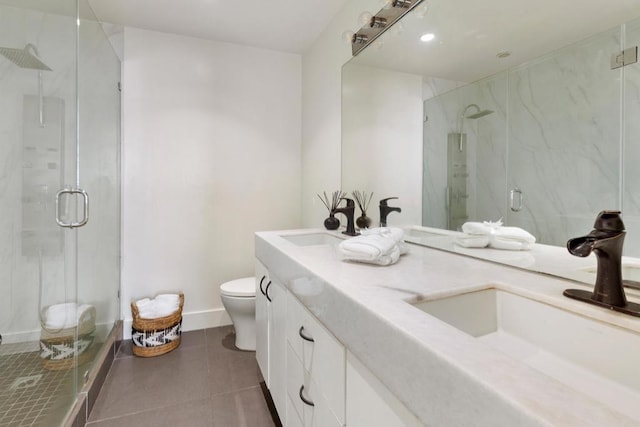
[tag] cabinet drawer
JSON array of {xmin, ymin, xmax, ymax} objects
[
  {"xmin": 286, "ymin": 292, "xmax": 345, "ymax": 424},
  {"xmin": 287, "ymin": 344, "xmax": 342, "ymax": 427}
]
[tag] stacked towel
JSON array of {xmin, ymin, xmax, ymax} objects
[
  {"xmin": 135, "ymin": 293, "xmax": 181, "ymax": 319},
  {"xmin": 338, "ymin": 227, "xmax": 408, "ymax": 266},
  {"xmin": 455, "ymin": 220, "xmax": 536, "ymax": 251},
  {"xmin": 43, "ymin": 303, "xmax": 95, "ymax": 330}
]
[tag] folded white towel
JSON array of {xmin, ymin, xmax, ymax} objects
[
  {"xmin": 458, "ymin": 220, "xmax": 535, "ymax": 251},
  {"xmin": 338, "ymin": 227, "xmax": 406, "ymax": 266},
  {"xmin": 339, "ymin": 234, "xmax": 397, "ymax": 261},
  {"xmin": 454, "ymin": 234, "xmax": 490, "ymax": 248},
  {"xmin": 44, "ymin": 303, "xmax": 95, "ymax": 329},
  {"xmin": 490, "ymin": 237, "xmax": 534, "ymax": 251}
]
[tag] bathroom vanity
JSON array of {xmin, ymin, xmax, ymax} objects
[{"xmin": 255, "ymin": 228, "xmax": 640, "ymax": 426}]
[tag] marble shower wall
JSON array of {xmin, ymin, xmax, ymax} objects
[{"xmin": 423, "ymin": 22, "xmax": 640, "ymax": 254}]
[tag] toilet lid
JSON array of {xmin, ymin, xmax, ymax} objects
[{"xmin": 220, "ymin": 277, "xmax": 256, "ymax": 297}]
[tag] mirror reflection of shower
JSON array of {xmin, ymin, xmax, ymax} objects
[
  {"xmin": 446, "ymin": 104, "xmax": 494, "ymax": 230},
  {"xmin": 0, "ymin": 43, "xmax": 52, "ymax": 126}
]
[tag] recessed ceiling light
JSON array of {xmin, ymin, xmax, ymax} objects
[{"xmin": 420, "ymin": 33, "xmax": 435, "ymax": 42}]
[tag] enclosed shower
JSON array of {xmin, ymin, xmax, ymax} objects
[
  {"xmin": 445, "ymin": 104, "xmax": 494, "ymax": 230},
  {"xmin": 0, "ymin": 1, "xmax": 121, "ymax": 425}
]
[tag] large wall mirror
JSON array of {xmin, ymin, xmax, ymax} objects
[{"xmin": 342, "ymin": 0, "xmax": 640, "ymax": 281}]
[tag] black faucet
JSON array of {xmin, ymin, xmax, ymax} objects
[
  {"xmin": 564, "ymin": 210, "xmax": 640, "ymax": 317},
  {"xmin": 379, "ymin": 197, "xmax": 401, "ymax": 227},
  {"xmin": 332, "ymin": 198, "xmax": 359, "ymax": 236}
]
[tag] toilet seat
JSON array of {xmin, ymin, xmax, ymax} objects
[{"xmin": 220, "ymin": 277, "xmax": 255, "ymax": 298}]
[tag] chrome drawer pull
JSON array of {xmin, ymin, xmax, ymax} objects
[
  {"xmin": 299, "ymin": 385, "xmax": 314, "ymax": 407},
  {"xmin": 298, "ymin": 326, "xmax": 314, "ymax": 342}
]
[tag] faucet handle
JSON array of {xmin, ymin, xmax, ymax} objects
[
  {"xmin": 340, "ymin": 197, "xmax": 355, "ymax": 207},
  {"xmin": 593, "ymin": 210, "xmax": 625, "ymax": 232},
  {"xmin": 379, "ymin": 197, "xmax": 398, "ymax": 206}
]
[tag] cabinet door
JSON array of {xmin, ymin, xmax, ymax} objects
[
  {"xmin": 255, "ymin": 260, "xmax": 270, "ymax": 385},
  {"xmin": 346, "ymin": 352, "xmax": 423, "ymax": 427},
  {"xmin": 288, "ymin": 344, "xmax": 342, "ymax": 427},
  {"xmin": 268, "ymin": 277, "xmax": 288, "ymax": 424},
  {"xmin": 287, "ymin": 292, "xmax": 345, "ymax": 424}
]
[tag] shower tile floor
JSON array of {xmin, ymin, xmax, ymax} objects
[
  {"xmin": 87, "ymin": 326, "xmax": 278, "ymax": 426},
  {"xmin": 0, "ymin": 345, "xmax": 77, "ymax": 426}
]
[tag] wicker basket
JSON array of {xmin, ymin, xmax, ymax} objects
[
  {"xmin": 40, "ymin": 307, "xmax": 97, "ymax": 371},
  {"xmin": 131, "ymin": 293, "xmax": 184, "ymax": 357}
]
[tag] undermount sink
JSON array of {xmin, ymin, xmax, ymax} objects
[
  {"xmin": 281, "ymin": 232, "xmax": 343, "ymax": 247},
  {"xmin": 412, "ymin": 289, "xmax": 640, "ymax": 420}
]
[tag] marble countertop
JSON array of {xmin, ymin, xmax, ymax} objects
[{"xmin": 255, "ymin": 228, "xmax": 640, "ymax": 426}]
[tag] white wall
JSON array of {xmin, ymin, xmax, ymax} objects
[
  {"xmin": 301, "ymin": 0, "xmax": 380, "ymax": 228},
  {"xmin": 122, "ymin": 28, "xmax": 301, "ymax": 335},
  {"xmin": 342, "ymin": 64, "xmax": 423, "ymax": 226}
]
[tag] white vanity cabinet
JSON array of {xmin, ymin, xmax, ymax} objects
[
  {"xmin": 346, "ymin": 352, "xmax": 424, "ymax": 427},
  {"xmin": 254, "ymin": 260, "xmax": 287, "ymax": 424},
  {"xmin": 255, "ymin": 261, "xmax": 269, "ymax": 382},
  {"xmin": 286, "ymin": 292, "xmax": 345, "ymax": 427}
]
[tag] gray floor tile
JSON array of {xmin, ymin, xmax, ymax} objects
[
  {"xmin": 89, "ymin": 327, "xmax": 274, "ymax": 426},
  {"xmin": 86, "ymin": 398, "xmax": 213, "ymax": 427},
  {"xmin": 207, "ymin": 345, "xmax": 262, "ymax": 395},
  {"xmin": 204, "ymin": 325, "xmax": 236, "ymax": 351},
  {"xmin": 88, "ymin": 345, "xmax": 210, "ymax": 422},
  {"xmin": 211, "ymin": 386, "xmax": 274, "ymax": 427}
]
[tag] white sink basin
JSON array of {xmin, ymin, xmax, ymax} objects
[
  {"xmin": 412, "ymin": 289, "xmax": 640, "ymax": 420},
  {"xmin": 281, "ymin": 232, "xmax": 343, "ymax": 247}
]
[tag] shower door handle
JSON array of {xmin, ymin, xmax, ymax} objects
[
  {"xmin": 55, "ymin": 188, "xmax": 89, "ymax": 228},
  {"xmin": 509, "ymin": 188, "xmax": 523, "ymax": 212}
]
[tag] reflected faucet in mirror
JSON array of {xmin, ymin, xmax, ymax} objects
[
  {"xmin": 333, "ymin": 197, "xmax": 359, "ymax": 236},
  {"xmin": 564, "ymin": 210, "xmax": 640, "ymax": 317},
  {"xmin": 379, "ymin": 197, "xmax": 401, "ymax": 227}
]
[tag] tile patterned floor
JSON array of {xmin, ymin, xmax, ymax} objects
[
  {"xmin": 0, "ymin": 350, "xmax": 76, "ymax": 427},
  {"xmin": 86, "ymin": 326, "xmax": 277, "ymax": 426}
]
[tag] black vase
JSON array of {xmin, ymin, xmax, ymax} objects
[
  {"xmin": 356, "ymin": 214, "xmax": 371, "ymax": 229},
  {"xmin": 324, "ymin": 213, "xmax": 340, "ymax": 230}
]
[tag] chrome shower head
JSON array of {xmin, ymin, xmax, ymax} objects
[
  {"xmin": 462, "ymin": 103, "xmax": 494, "ymax": 119},
  {"xmin": 466, "ymin": 109, "xmax": 494, "ymax": 119},
  {"xmin": 0, "ymin": 43, "xmax": 51, "ymax": 71}
]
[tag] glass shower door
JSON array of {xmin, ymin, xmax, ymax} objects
[
  {"xmin": 506, "ymin": 26, "xmax": 623, "ymax": 246},
  {"xmin": 0, "ymin": 1, "xmax": 82, "ymax": 425}
]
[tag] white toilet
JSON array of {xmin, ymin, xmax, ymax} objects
[{"xmin": 220, "ymin": 277, "xmax": 256, "ymax": 351}]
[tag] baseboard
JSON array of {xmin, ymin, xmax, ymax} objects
[{"xmin": 122, "ymin": 307, "xmax": 231, "ymax": 339}]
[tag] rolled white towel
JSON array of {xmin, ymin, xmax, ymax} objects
[
  {"xmin": 135, "ymin": 298, "xmax": 156, "ymax": 319},
  {"xmin": 44, "ymin": 303, "xmax": 95, "ymax": 329},
  {"xmin": 492, "ymin": 226, "xmax": 536, "ymax": 244},
  {"xmin": 136, "ymin": 294, "xmax": 180, "ymax": 319},
  {"xmin": 454, "ymin": 234, "xmax": 491, "ymax": 248},
  {"xmin": 361, "ymin": 227, "xmax": 409, "ymax": 255},
  {"xmin": 375, "ymin": 245, "xmax": 401, "ymax": 266},
  {"xmin": 361, "ymin": 227, "xmax": 404, "ymax": 242}
]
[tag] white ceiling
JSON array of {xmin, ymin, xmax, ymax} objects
[
  {"xmin": 352, "ymin": 0, "xmax": 640, "ymax": 83},
  {"xmin": 86, "ymin": 0, "xmax": 352, "ymax": 54}
]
